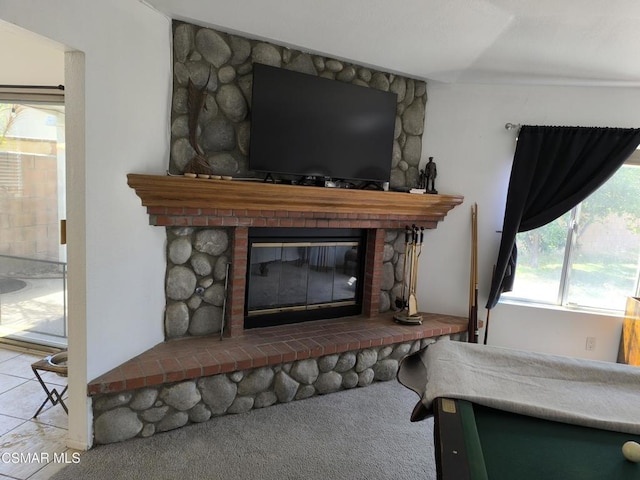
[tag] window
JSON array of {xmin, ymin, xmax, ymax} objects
[{"xmin": 504, "ymin": 154, "xmax": 640, "ymax": 313}]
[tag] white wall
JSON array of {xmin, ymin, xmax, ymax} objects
[
  {"xmin": 0, "ymin": 19, "xmax": 64, "ymax": 86},
  {"xmin": 3, "ymin": 1, "xmax": 639, "ymax": 448},
  {"xmin": 488, "ymin": 302, "xmax": 622, "ymax": 361},
  {"xmin": 418, "ymin": 82, "xmax": 640, "ymax": 362},
  {"xmin": 0, "ymin": 0, "xmax": 171, "ymax": 449}
]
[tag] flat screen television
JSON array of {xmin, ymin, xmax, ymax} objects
[{"xmin": 249, "ymin": 63, "xmax": 397, "ymax": 185}]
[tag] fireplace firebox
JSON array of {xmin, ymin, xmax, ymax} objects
[{"xmin": 245, "ymin": 228, "xmax": 365, "ymax": 328}]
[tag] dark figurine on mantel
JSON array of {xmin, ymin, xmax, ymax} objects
[{"xmin": 425, "ymin": 157, "xmax": 438, "ymax": 194}]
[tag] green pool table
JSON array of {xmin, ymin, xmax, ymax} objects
[{"xmin": 433, "ymin": 397, "xmax": 640, "ymax": 480}]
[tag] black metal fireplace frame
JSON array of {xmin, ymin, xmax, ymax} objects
[{"xmin": 244, "ymin": 227, "xmax": 366, "ymax": 329}]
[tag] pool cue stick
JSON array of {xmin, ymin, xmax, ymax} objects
[
  {"xmin": 468, "ymin": 206, "xmax": 474, "ymax": 341},
  {"xmin": 468, "ymin": 208, "xmax": 474, "ymax": 331},
  {"xmin": 473, "ymin": 204, "xmax": 479, "ymax": 343},
  {"xmin": 468, "ymin": 203, "xmax": 479, "ymax": 343}
]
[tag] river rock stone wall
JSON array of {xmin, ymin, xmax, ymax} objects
[
  {"xmin": 170, "ymin": 20, "xmax": 427, "ymax": 189},
  {"xmin": 165, "ymin": 226, "xmax": 418, "ymax": 340},
  {"xmin": 92, "ymin": 336, "xmax": 462, "ymax": 444},
  {"xmin": 165, "ymin": 226, "xmax": 230, "ymax": 339}
]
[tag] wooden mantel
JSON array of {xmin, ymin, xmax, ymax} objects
[{"xmin": 127, "ymin": 174, "xmax": 464, "ymax": 223}]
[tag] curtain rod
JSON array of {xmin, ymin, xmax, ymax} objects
[
  {"xmin": 505, "ymin": 123, "xmax": 521, "ymax": 131},
  {"xmin": 0, "ymin": 84, "xmax": 64, "ymax": 90}
]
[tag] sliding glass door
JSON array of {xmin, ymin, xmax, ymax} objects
[{"xmin": 0, "ymin": 100, "xmax": 67, "ymax": 348}]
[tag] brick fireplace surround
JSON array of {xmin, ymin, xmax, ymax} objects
[{"xmin": 87, "ymin": 175, "xmax": 465, "ymax": 434}]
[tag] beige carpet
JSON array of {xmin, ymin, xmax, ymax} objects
[{"xmin": 52, "ymin": 380, "xmax": 435, "ymax": 480}]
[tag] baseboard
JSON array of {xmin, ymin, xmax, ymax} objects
[{"xmin": 0, "ymin": 338, "xmax": 61, "ymax": 356}]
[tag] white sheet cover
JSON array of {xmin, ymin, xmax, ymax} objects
[{"xmin": 397, "ymin": 339, "xmax": 640, "ymax": 434}]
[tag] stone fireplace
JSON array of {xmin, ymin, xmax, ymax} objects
[
  {"xmin": 157, "ymin": 20, "xmax": 439, "ymax": 339},
  {"xmin": 84, "ymin": 176, "xmax": 465, "ymax": 445},
  {"xmin": 128, "ymin": 174, "xmax": 464, "ymax": 340},
  {"xmin": 85, "ymin": 20, "xmax": 469, "ymax": 446}
]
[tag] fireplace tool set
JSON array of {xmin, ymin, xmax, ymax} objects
[{"xmin": 394, "ymin": 225, "xmax": 424, "ymax": 325}]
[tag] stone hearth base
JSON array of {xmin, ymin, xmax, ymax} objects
[{"xmin": 88, "ymin": 312, "xmax": 467, "ymax": 444}]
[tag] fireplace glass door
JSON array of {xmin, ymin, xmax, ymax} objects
[{"xmin": 246, "ymin": 229, "xmax": 364, "ymax": 328}]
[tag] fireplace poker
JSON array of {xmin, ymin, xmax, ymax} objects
[
  {"xmin": 395, "ymin": 226, "xmax": 412, "ymax": 310},
  {"xmin": 408, "ymin": 225, "xmax": 419, "ymax": 316},
  {"xmin": 220, "ymin": 261, "xmax": 230, "ymax": 340},
  {"xmin": 414, "ymin": 226, "xmax": 424, "ymax": 295}
]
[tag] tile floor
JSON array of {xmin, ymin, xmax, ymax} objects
[{"xmin": 0, "ymin": 346, "xmax": 79, "ymax": 480}]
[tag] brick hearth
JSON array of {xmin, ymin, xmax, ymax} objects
[{"xmin": 88, "ymin": 311, "xmax": 467, "ymax": 395}]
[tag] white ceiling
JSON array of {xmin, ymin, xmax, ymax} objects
[
  {"xmin": 4, "ymin": 0, "xmax": 640, "ymax": 87},
  {"xmin": 145, "ymin": 0, "xmax": 640, "ymax": 87}
]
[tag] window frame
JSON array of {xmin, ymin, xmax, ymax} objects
[{"xmin": 504, "ymin": 150, "xmax": 640, "ymax": 313}]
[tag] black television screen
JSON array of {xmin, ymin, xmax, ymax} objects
[{"xmin": 249, "ymin": 63, "xmax": 397, "ymax": 184}]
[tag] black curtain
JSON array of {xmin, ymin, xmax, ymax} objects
[{"xmin": 486, "ymin": 126, "xmax": 640, "ymax": 310}]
